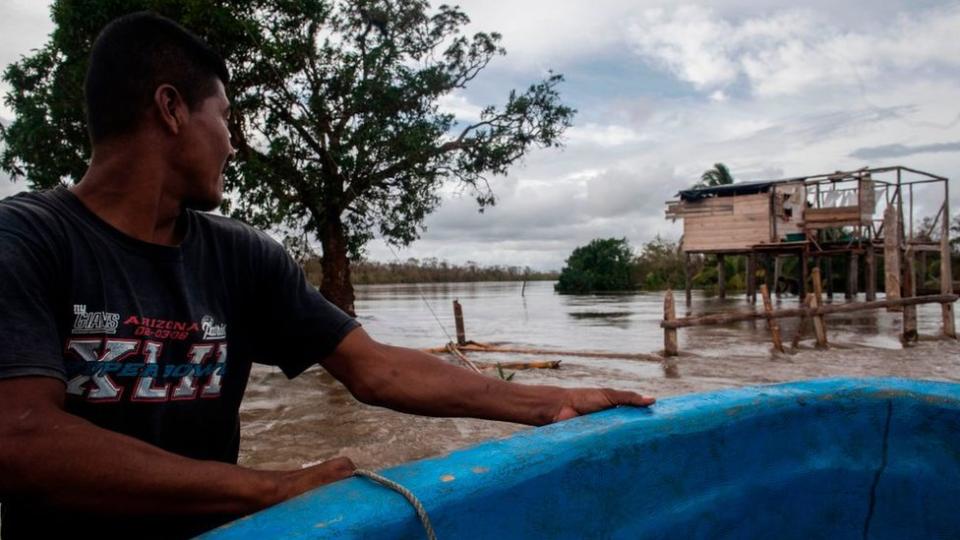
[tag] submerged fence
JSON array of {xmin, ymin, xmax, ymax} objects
[{"xmin": 662, "ymin": 268, "xmax": 958, "ymax": 356}]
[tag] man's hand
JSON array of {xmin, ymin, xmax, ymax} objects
[
  {"xmin": 271, "ymin": 457, "xmax": 357, "ymax": 503},
  {"xmin": 551, "ymin": 388, "xmax": 656, "ymax": 423}
]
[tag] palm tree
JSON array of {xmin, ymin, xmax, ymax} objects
[{"xmin": 697, "ymin": 163, "xmax": 734, "ymax": 188}]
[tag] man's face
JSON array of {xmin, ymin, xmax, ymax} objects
[{"xmin": 176, "ymin": 79, "xmax": 234, "ymax": 211}]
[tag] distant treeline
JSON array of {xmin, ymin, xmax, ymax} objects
[{"xmin": 302, "ymin": 257, "xmax": 559, "ymax": 285}]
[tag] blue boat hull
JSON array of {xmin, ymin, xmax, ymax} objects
[{"xmin": 203, "ymin": 378, "xmax": 960, "ymax": 539}]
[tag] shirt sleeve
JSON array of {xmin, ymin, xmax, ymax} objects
[
  {"xmin": 248, "ymin": 234, "xmax": 360, "ymax": 379},
  {"xmin": 0, "ymin": 231, "xmax": 67, "ymax": 382}
]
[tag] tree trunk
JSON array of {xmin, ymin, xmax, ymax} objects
[{"xmin": 319, "ymin": 216, "xmax": 356, "ymax": 317}]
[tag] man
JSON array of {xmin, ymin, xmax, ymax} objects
[{"xmin": 0, "ymin": 12, "xmax": 654, "ymax": 539}]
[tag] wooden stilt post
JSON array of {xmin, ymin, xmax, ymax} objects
[
  {"xmin": 684, "ymin": 253, "xmax": 692, "ymax": 307},
  {"xmin": 717, "ymin": 254, "xmax": 726, "ymax": 299},
  {"xmin": 664, "ymin": 290, "xmax": 678, "ymax": 356},
  {"xmin": 800, "ymin": 251, "xmax": 809, "ymax": 301},
  {"xmin": 811, "ymin": 268, "xmax": 828, "ymax": 348},
  {"xmin": 941, "ymin": 180, "xmax": 956, "ymax": 338},
  {"xmin": 760, "ymin": 284, "xmax": 784, "ymax": 353},
  {"xmin": 747, "ymin": 253, "xmax": 757, "ymax": 304},
  {"xmin": 847, "ymin": 252, "xmax": 859, "ymax": 300},
  {"xmin": 920, "ymin": 252, "xmax": 928, "ymax": 289},
  {"xmin": 884, "ymin": 205, "xmax": 902, "ymax": 312},
  {"xmin": 791, "ymin": 293, "xmax": 814, "ymax": 349},
  {"xmin": 763, "ymin": 255, "xmax": 774, "ymax": 299},
  {"xmin": 774, "ymin": 256, "xmax": 782, "ymax": 299},
  {"xmin": 902, "ymin": 247, "xmax": 918, "ymax": 345},
  {"xmin": 865, "ymin": 246, "xmax": 877, "ymax": 301},
  {"xmin": 453, "ymin": 299, "xmax": 467, "ymax": 346},
  {"xmin": 825, "ymin": 256, "xmax": 834, "ymax": 300}
]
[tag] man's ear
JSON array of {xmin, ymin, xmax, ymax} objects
[{"xmin": 153, "ymin": 84, "xmax": 188, "ymax": 135}]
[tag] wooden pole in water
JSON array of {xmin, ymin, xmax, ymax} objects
[
  {"xmin": 847, "ymin": 252, "xmax": 859, "ymax": 300},
  {"xmin": 902, "ymin": 247, "xmax": 918, "ymax": 345},
  {"xmin": 941, "ymin": 179, "xmax": 956, "ymax": 338},
  {"xmin": 865, "ymin": 245, "xmax": 877, "ymax": 301},
  {"xmin": 747, "ymin": 253, "xmax": 757, "ymax": 304},
  {"xmin": 774, "ymin": 256, "xmax": 782, "ymax": 299},
  {"xmin": 761, "ymin": 284, "xmax": 785, "ymax": 353},
  {"xmin": 664, "ymin": 290, "xmax": 679, "ymax": 357},
  {"xmin": 453, "ymin": 299, "xmax": 467, "ymax": 346},
  {"xmin": 791, "ymin": 293, "xmax": 814, "ymax": 349},
  {"xmin": 800, "ymin": 250, "xmax": 809, "ymax": 301},
  {"xmin": 763, "ymin": 255, "xmax": 775, "ymax": 299},
  {"xmin": 884, "ymin": 204, "xmax": 902, "ymax": 312},
  {"xmin": 825, "ymin": 256, "xmax": 834, "ymax": 300},
  {"xmin": 811, "ymin": 267, "xmax": 828, "ymax": 348},
  {"xmin": 717, "ymin": 254, "xmax": 726, "ymax": 300},
  {"xmin": 684, "ymin": 254, "xmax": 692, "ymax": 307}
]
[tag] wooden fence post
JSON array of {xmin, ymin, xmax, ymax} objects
[
  {"xmin": 664, "ymin": 290, "xmax": 678, "ymax": 356},
  {"xmin": 453, "ymin": 299, "xmax": 467, "ymax": 346},
  {"xmin": 811, "ymin": 268, "xmax": 828, "ymax": 348},
  {"xmin": 884, "ymin": 205, "xmax": 902, "ymax": 312},
  {"xmin": 761, "ymin": 284, "xmax": 784, "ymax": 353}
]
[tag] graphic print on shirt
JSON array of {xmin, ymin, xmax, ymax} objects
[
  {"xmin": 72, "ymin": 304, "xmax": 120, "ymax": 335},
  {"xmin": 65, "ymin": 312, "xmax": 227, "ymax": 403}
]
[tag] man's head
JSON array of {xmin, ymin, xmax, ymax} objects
[{"xmin": 85, "ymin": 12, "xmax": 234, "ymax": 210}]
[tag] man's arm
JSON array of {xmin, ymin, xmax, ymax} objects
[
  {"xmin": 0, "ymin": 376, "xmax": 355, "ymax": 515},
  {"xmin": 321, "ymin": 328, "xmax": 655, "ymax": 426}
]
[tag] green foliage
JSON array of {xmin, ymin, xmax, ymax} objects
[
  {"xmin": 631, "ymin": 235, "xmax": 689, "ymax": 290},
  {"xmin": 1, "ymin": 0, "xmax": 575, "ymax": 311},
  {"xmin": 696, "ymin": 162, "xmax": 734, "ymax": 188},
  {"xmin": 555, "ymin": 238, "xmax": 635, "ymax": 293}
]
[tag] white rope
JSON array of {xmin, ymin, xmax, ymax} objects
[{"xmin": 353, "ymin": 469, "xmax": 438, "ymax": 540}]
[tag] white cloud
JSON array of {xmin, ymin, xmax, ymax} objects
[
  {"xmin": 566, "ymin": 123, "xmax": 648, "ymax": 147},
  {"xmin": 627, "ymin": 3, "xmax": 960, "ymax": 98},
  {"xmin": 1, "ymin": 1, "xmax": 958, "ymax": 271}
]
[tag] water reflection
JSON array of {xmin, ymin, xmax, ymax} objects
[{"xmin": 354, "ymin": 281, "xmax": 948, "ymax": 353}]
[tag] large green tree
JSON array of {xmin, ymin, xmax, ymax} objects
[
  {"xmin": 1, "ymin": 0, "xmax": 574, "ymax": 315},
  {"xmin": 555, "ymin": 238, "xmax": 635, "ymax": 294}
]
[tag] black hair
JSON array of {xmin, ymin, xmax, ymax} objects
[{"xmin": 84, "ymin": 12, "xmax": 230, "ymax": 143}]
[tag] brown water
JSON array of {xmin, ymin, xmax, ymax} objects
[{"xmin": 238, "ymin": 281, "xmax": 960, "ymax": 470}]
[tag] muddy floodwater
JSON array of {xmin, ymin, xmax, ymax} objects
[{"xmin": 238, "ymin": 281, "xmax": 960, "ymax": 471}]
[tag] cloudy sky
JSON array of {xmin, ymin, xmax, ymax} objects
[{"xmin": 2, "ymin": 1, "xmax": 959, "ymax": 270}]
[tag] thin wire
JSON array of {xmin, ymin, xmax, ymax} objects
[{"xmin": 382, "ymin": 240, "xmax": 456, "ymax": 344}]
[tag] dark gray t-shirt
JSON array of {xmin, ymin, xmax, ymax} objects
[{"xmin": 0, "ymin": 187, "xmax": 358, "ymax": 538}]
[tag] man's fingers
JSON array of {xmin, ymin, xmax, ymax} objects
[
  {"xmin": 604, "ymin": 389, "xmax": 656, "ymax": 408},
  {"xmin": 281, "ymin": 456, "xmax": 357, "ymax": 500},
  {"xmin": 315, "ymin": 456, "xmax": 357, "ymax": 482}
]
